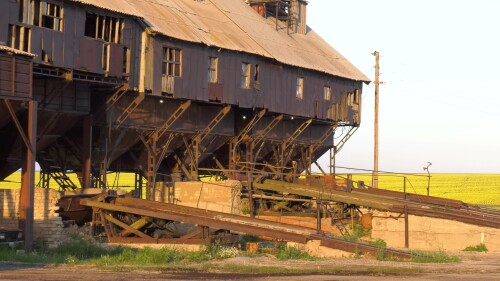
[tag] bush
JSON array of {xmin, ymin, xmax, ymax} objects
[
  {"xmin": 463, "ymin": 243, "xmax": 488, "ymax": 253},
  {"xmin": 275, "ymin": 244, "xmax": 316, "ymax": 261}
]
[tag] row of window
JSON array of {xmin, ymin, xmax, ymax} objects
[
  {"xmin": 18, "ymin": 1, "xmax": 125, "ymax": 45},
  {"xmin": 161, "ymin": 48, "xmax": 337, "ymax": 101},
  {"xmin": 19, "ymin": 0, "xmax": 63, "ymax": 31}
]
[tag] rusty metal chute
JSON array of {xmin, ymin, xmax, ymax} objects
[{"xmin": 79, "ymin": 193, "xmax": 413, "ymax": 259}]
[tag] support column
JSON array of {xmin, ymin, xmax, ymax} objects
[
  {"xmin": 147, "ymin": 133, "xmax": 157, "ymax": 200},
  {"xmin": 19, "ymin": 100, "xmax": 37, "ymax": 252},
  {"xmin": 82, "ymin": 115, "xmax": 92, "ymax": 189}
]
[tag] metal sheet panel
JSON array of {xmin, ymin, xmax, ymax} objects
[
  {"xmin": 108, "ymin": 43, "xmax": 124, "ymax": 78},
  {"xmin": 75, "ymin": 37, "xmax": 102, "ymax": 73}
]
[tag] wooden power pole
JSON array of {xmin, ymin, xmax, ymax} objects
[{"xmin": 372, "ymin": 51, "xmax": 380, "ymax": 189}]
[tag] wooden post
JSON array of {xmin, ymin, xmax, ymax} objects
[{"xmin": 372, "ymin": 51, "xmax": 380, "ymax": 189}]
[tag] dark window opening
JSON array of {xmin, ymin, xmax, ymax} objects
[
  {"xmin": 84, "ymin": 12, "xmax": 123, "ymax": 43},
  {"xmin": 123, "ymin": 47, "xmax": 130, "ymax": 74},
  {"xmin": 8, "ymin": 25, "xmax": 31, "ymax": 52},
  {"xmin": 84, "ymin": 13, "xmax": 97, "ymax": 38},
  {"xmin": 41, "ymin": 2, "xmax": 63, "ymax": 31},
  {"xmin": 254, "ymin": 64, "xmax": 259, "ymax": 81}
]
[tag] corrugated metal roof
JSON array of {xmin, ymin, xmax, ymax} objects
[
  {"xmin": 70, "ymin": 0, "xmax": 369, "ymax": 82},
  {"xmin": 0, "ymin": 45, "xmax": 36, "ymax": 57}
]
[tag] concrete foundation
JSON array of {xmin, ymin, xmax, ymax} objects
[
  {"xmin": 287, "ymin": 240, "xmax": 353, "ymax": 258},
  {"xmin": 372, "ymin": 211, "xmax": 500, "ymax": 252},
  {"xmin": 156, "ymin": 180, "xmax": 242, "ymax": 214}
]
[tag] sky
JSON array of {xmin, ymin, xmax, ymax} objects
[{"xmin": 309, "ymin": 0, "xmax": 500, "ymax": 174}]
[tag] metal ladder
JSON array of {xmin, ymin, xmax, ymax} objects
[{"xmin": 323, "ymin": 203, "xmax": 350, "ymax": 237}]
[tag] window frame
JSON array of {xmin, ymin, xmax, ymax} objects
[
  {"xmin": 162, "ymin": 47, "xmax": 182, "ymax": 77},
  {"xmin": 40, "ymin": 1, "xmax": 63, "ymax": 31},
  {"xmin": 296, "ymin": 77, "xmax": 304, "ymax": 99},
  {"xmin": 208, "ymin": 57, "xmax": 218, "ymax": 83},
  {"xmin": 84, "ymin": 12, "xmax": 123, "ymax": 44},
  {"xmin": 241, "ymin": 62, "xmax": 250, "ymax": 89},
  {"xmin": 324, "ymin": 86, "xmax": 331, "ymax": 101},
  {"xmin": 19, "ymin": 0, "xmax": 63, "ymax": 32}
]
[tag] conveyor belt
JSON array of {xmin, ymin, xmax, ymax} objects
[
  {"xmin": 254, "ymin": 178, "xmax": 500, "ymax": 228},
  {"xmin": 81, "ymin": 195, "xmax": 413, "ymax": 259}
]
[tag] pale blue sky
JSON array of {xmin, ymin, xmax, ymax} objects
[{"xmin": 310, "ymin": 0, "xmax": 500, "ymax": 173}]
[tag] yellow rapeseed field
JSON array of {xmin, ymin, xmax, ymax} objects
[
  {"xmin": 347, "ymin": 173, "xmax": 500, "ymax": 207},
  {"xmin": 2, "ymin": 172, "xmax": 499, "ymax": 207}
]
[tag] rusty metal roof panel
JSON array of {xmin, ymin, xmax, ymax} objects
[
  {"xmin": 72, "ymin": 0, "xmax": 369, "ymax": 82},
  {"xmin": 212, "ymin": 0, "xmax": 370, "ymax": 82},
  {"xmin": 126, "ymin": 0, "xmax": 272, "ymax": 57},
  {"xmin": 70, "ymin": 0, "xmax": 143, "ymax": 17},
  {"xmin": 0, "ymin": 45, "xmax": 36, "ymax": 57}
]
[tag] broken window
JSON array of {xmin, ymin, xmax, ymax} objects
[
  {"xmin": 19, "ymin": 0, "xmax": 39, "ymax": 25},
  {"xmin": 324, "ymin": 86, "xmax": 331, "ymax": 101},
  {"xmin": 162, "ymin": 47, "xmax": 182, "ymax": 77},
  {"xmin": 353, "ymin": 89, "xmax": 360, "ymax": 104},
  {"xmin": 102, "ymin": 43, "xmax": 110, "ymax": 71},
  {"xmin": 208, "ymin": 57, "xmax": 218, "ymax": 83},
  {"xmin": 123, "ymin": 47, "xmax": 130, "ymax": 75},
  {"xmin": 296, "ymin": 77, "xmax": 304, "ymax": 99},
  {"xmin": 41, "ymin": 2, "xmax": 63, "ymax": 31},
  {"xmin": 253, "ymin": 64, "xmax": 260, "ymax": 91},
  {"xmin": 19, "ymin": 1, "xmax": 63, "ymax": 31},
  {"xmin": 8, "ymin": 25, "xmax": 31, "ymax": 52},
  {"xmin": 241, "ymin": 62, "xmax": 250, "ymax": 89},
  {"xmin": 254, "ymin": 64, "xmax": 259, "ymax": 82},
  {"xmin": 84, "ymin": 12, "xmax": 123, "ymax": 43}
]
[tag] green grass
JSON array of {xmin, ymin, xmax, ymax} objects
[
  {"xmin": 203, "ymin": 264, "xmax": 424, "ymax": 275},
  {"xmin": 408, "ymin": 250, "xmax": 461, "ymax": 263},
  {"xmin": 275, "ymin": 244, "xmax": 318, "ymax": 261},
  {"xmin": 0, "ymin": 237, "xmax": 241, "ymax": 267},
  {"xmin": 463, "ymin": 243, "xmax": 488, "ymax": 253}
]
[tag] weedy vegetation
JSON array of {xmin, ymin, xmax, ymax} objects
[{"xmin": 463, "ymin": 243, "xmax": 488, "ymax": 253}]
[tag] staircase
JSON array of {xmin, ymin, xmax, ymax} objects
[
  {"xmin": 38, "ymin": 152, "xmax": 78, "ymax": 191},
  {"xmin": 323, "ymin": 203, "xmax": 350, "ymax": 237}
]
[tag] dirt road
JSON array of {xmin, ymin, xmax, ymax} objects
[{"xmin": 0, "ymin": 252, "xmax": 499, "ymax": 281}]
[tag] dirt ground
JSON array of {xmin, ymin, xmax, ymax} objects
[{"xmin": 0, "ymin": 252, "xmax": 499, "ymax": 281}]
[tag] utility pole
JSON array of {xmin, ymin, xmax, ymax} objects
[{"xmin": 372, "ymin": 51, "xmax": 380, "ymax": 189}]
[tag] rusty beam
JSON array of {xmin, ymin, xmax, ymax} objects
[
  {"xmin": 81, "ymin": 198, "xmax": 310, "ymax": 244},
  {"xmin": 311, "ymin": 235, "xmax": 413, "ymax": 259},
  {"xmin": 114, "ymin": 91, "xmax": 145, "ymax": 129},
  {"xmin": 82, "ymin": 115, "xmax": 92, "ymax": 188},
  {"xmin": 3, "ymin": 99, "xmax": 33, "ymax": 153},
  {"xmin": 155, "ymin": 100, "xmax": 191, "ymax": 140},
  {"xmin": 311, "ymin": 123, "xmax": 337, "ymax": 154},
  {"xmin": 19, "ymin": 100, "xmax": 37, "ymax": 252}
]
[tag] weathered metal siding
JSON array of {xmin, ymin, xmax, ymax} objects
[
  {"xmin": 147, "ymin": 38, "xmax": 361, "ymax": 120},
  {"xmin": 0, "ymin": 53, "xmax": 32, "ymax": 99},
  {"xmin": 33, "ymin": 79, "xmax": 90, "ymax": 113}
]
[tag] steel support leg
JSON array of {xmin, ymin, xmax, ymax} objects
[
  {"xmin": 19, "ymin": 100, "xmax": 37, "ymax": 252},
  {"xmin": 82, "ymin": 115, "xmax": 92, "ymax": 189},
  {"xmin": 147, "ymin": 133, "xmax": 157, "ymax": 200}
]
